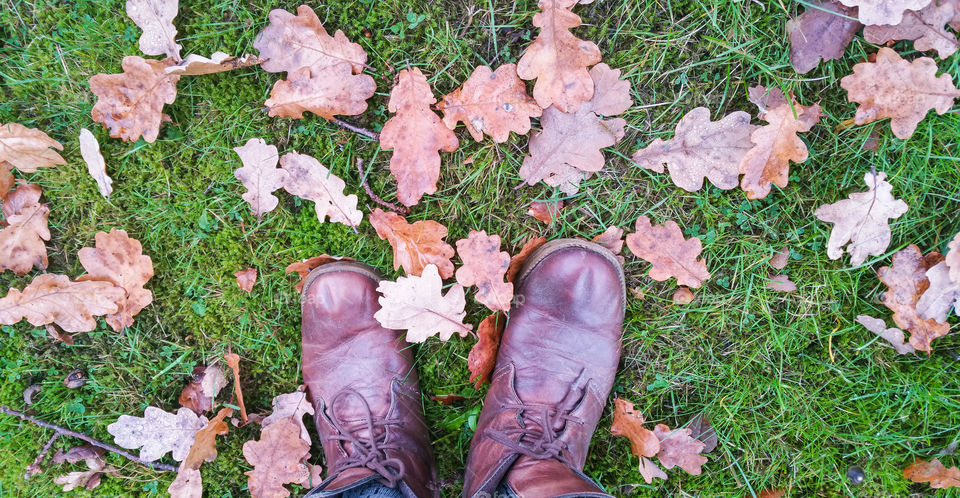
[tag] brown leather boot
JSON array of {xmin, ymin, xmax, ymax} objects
[
  {"xmin": 463, "ymin": 239, "xmax": 625, "ymax": 498},
  {"xmin": 300, "ymin": 262, "xmax": 438, "ymax": 498}
]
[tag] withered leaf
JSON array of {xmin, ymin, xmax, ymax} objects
[
  {"xmin": 468, "ymin": 312, "xmax": 505, "ymax": 389},
  {"xmin": 632, "ymin": 107, "xmax": 757, "ymax": 192},
  {"xmin": 107, "ymin": 406, "xmax": 207, "ymax": 462},
  {"xmin": 864, "ymin": 1, "xmax": 958, "ymax": 58},
  {"xmin": 626, "ymin": 216, "xmax": 710, "ymax": 288},
  {"xmin": 506, "ymin": 236, "xmax": 548, "ymax": 283},
  {"xmin": 686, "ymin": 413, "xmax": 718, "ymax": 454},
  {"xmin": 126, "ymin": 0, "xmax": 181, "ymax": 60},
  {"xmin": 947, "ymin": 231, "xmax": 960, "ymax": 282},
  {"xmin": 280, "ymin": 151, "xmax": 362, "ymax": 228},
  {"xmin": 814, "ymin": 172, "xmax": 908, "ymax": 266},
  {"xmin": 265, "ymin": 62, "xmax": 376, "ymax": 120},
  {"xmin": 856, "ymin": 314, "xmax": 915, "ymax": 354},
  {"xmin": 0, "ymin": 166, "xmax": 12, "ymax": 201},
  {"xmin": 79, "ymin": 129, "xmax": 113, "ymax": 198},
  {"xmin": 770, "ymin": 246, "xmax": 791, "ymax": 270},
  {"xmin": 165, "ymin": 52, "xmax": 262, "ymax": 76},
  {"xmin": 878, "ymin": 245, "xmax": 950, "ymax": 352},
  {"xmin": 224, "ymin": 352, "xmax": 248, "ymax": 424},
  {"xmin": 233, "ymin": 138, "xmax": 287, "ymax": 217},
  {"xmin": 739, "ymin": 97, "xmax": 821, "ymax": 199},
  {"xmin": 592, "ymin": 226, "xmax": 624, "ymax": 254},
  {"xmin": 916, "ymin": 261, "xmax": 959, "ymax": 322},
  {"xmin": 0, "ymin": 274, "xmax": 124, "ymax": 333},
  {"xmin": 374, "ymin": 264, "xmax": 472, "ymax": 343},
  {"xmin": 0, "ymin": 123, "xmax": 65, "ymax": 172},
  {"xmin": 839, "ymin": 0, "xmax": 933, "ymax": 24},
  {"xmin": 182, "ymin": 407, "xmax": 233, "ymax": 470},
  {"xmin": 611, "ymin": 398, "xmax": 664, "ymax": 483},
  {"xmin": 527, "ymin": 200, "xmax": 563, "ymax": 224},
  {"xmin": 262, "ymin": 387, "xmax": 315, "ymax": 445},
  {"xmin": 53, "ymin": 448, "xmax": 110, "ymax": 492},
  {"xmin": 840, "ymin": 47, "xmax": 960, "ymax": 139},
  {"xmin": 517, "ymin": 0, "xmax": 602, "ymax": 112},
  {"xmin": 788, "ymin": 0, "xmax": 862, "ymax": 74},
  {"xmin": 748, "ymin": 85, "xmax": 788, "ymax": 115},
  {"xmin": 672, "ymin": 287, "xmax": 695, "ymax": 303},
  {"xmin": 253, "ymin": 5, "xmax": 368, "ymax": 76},
  {"xmin": 179, "ymin": 363, "xmax": 229, "ymax": 415},
  {"xmin": 440, "ymin": 64, "xmax": 542, "ymax": 142},
  {"xmin": 90, "ymin": 56, "xmax": 179, "ymax": 143},
  {"xmin": 767, "ymin": 274, "xmax": 797, "ymax": 293},
  {"xmin": 168, "ymin": 467, "xmax": 202, "ymax": 498},
  {"xmin": 368, "ymin": 208, "xmax": 455, "ymax": 278},
  {"xmin": 904, "ymin": 458, "xmax": 960, "ymax": 489},
  {"xmin": 380, "ymin": 68, "xmax": 459, "ymax": 207},
  {"xmin": 652, "ymin": 424, "xmax": 708, "ymax": 475},
  {"xmin": 235, "ymin": 268, "xmax": 257, "ymax": 293},
  {"xmin": 455, "ymin": 231, "xmax": 514, "ymax": 312},
  {"xmin": 0, "ymin": 182, "xmax": 50, "ymax": 275},
  {"xmin": 78, "ymin": 228, "xmax": 154, "ymax": 332},
  {"xmin": 242, "ymin": 417, "xmax": 310, "ymax": 498},
  {"xmin": 285, "ymin": 254, "xmax": 355, "ymax": 292}
]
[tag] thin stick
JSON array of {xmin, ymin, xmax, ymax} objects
[
  {"xmin": 24, "ymin": 432, "xmax": 60, "ymax": 478},
  {"xmin": 0, "ymin": 406, "xmax": 178, "ymax": 473},
  {"xmin": 356, "ymin": 159, "xmax": 410, "ymax": 216},
  {"xmin": 332, "ymin": 118, "xmax": 379, "ymax": 140}
]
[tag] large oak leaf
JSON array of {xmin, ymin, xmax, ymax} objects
[
  {"xmin": 440, "ymin": 64, "xmax": 542, "ymax": 142},
  {"xmin": 89, "ymin": 56, "xmax": 179, "ymax": 143},
  {"xmin": 107, "ymin": 406, "xmax": 207, "ymax": 462},
  {"xmin": 374, "ymin": 264, "xmax": 471, "ymax": 343},
  {"xmin": 611, "ymin": 398, "xmax": 663, "ymax": 483},
  {"xmin": 280, "ymin": 151, "xmax": 362, "ymax": 228},
  {"xmin": 242, "ymin": 417, "xmax": 311, "ymax": 498},
  {"xmin": 467, "ymin": 312, "xmax": 505, "ymax": 389},
  {"xmin": 253, "ymin": 5, "xmax": 367, "ymax": 76},
  {"xmin": 652, "ymin": 424, "xmax": 708, "ymax": 475},
  {"xmin": 368, "ymin": 208, "xmax": 455, "ymax": 278},
  {"xmin": 915, "ymin": 261, "xmax": 960, "ymax": 322},
  {"xmin": 864, "ymin": 1, "xmax": 959, "ymax": 58},
  {"xmin": 125, "ymin": 0, "xmax": 181, "ymax": 60},
  {"xmin": 265, "ymin": 62, "xmax": 375, "ymax": 120},
  {"xmin": 878, "ymin": 245, "xmax": 950, "ymax": 352},
  {"xmin": 947, "ymin": 231, "xmax": 960, "ymax": 282},
  {"xmin": 77, "ymin": 228, "xmax": 155, "ymax": 332},
  {"xmin": 626, "ymin": 215, "xmax": 710, "ymax": 288},
  {"xmin": 788, "ymin": 0, "xmax": 862, "ymax": 73},
  {"xmin": 455, "ymin": 230, "xmax": 513, "ymax": 312},
  {"xmin": 0, "ymin": 182, "xmax": 50, "ymax": 275},
  {"xmin": 739, "ymin": 98, "xmax": 821, "ymax": 199},
  {"xmin": 904, "ymin": 458, "xmax": 960, "ymax": 489},
  {"xmin": 0, "ymin": 274, "xmax": 125, "ymax": 333},
  {"xmin": 839, "ymin": 0, "xmax": 932, "ymax": 24}
]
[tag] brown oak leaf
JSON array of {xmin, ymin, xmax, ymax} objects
[
  {"xmin": 739, "ymin": 97, "xmax": 821, "ymax": 199},
  {"xmin": 506, "ymin": 236, "xmax": 548, "ymax": 283},
  {"xmin": 261, "ymin": 387, "xmax": 315, "ymax": 444},
  {"xmin": 0, "ymin": 182, "xmax": 50, "ymax": 275},
  {"xmin": 814, "ymin": 172, "xmax": 909, "ymax": 266},
  {"xmin": 253, "ymin": 5, "xmax": 368, "ymax": 76},
  {"xmin": 242, "ymin": 417, "xmax": 311, "ymax": 498},
  {"xmin": 265, "ymin": 62, "xmax": 375, "ymax": 120},
  {"xmin": 235, "ymin": 268, "xmax": 257, "ymax": 293},
  {"xmin": 0, "ymin": 166, "xmax": 12, "ymax": 201},
  {"xmin": 168, "ymin": 467, "xmax": 202, "ymax": 498},
  {"xmin": 0, "ymin": 123, "xmax": 65, "ymax": 172},
  {"xmin": 280, "ymin": 151, "xmax": 362, "ymax": 228},
  {"xmin": 0, "ymin": 274, "xmax": 124, "ymax": 333},
  {"xmin": 182, "ymin": 406, "xmax": 233, "ymax": 470},
  {"xmin": 611, "ymin": 398, "xmax": 665, "ymax": 483},
  {"xmin": 77, "ymin": 228, "xmax": 154, "ymax": 332},
  {"xmin": 632, "ymin": 107, "xmax": 757, "ymax": 192},
  {"xmin": 468, "ymin": 312, "xmax": 506, "ymax": 389},
  {"xmin": 53, "ymin": 447, "xmax": 111, "ymax": 492},
  {"xmin": 916, "ymin": 261, "xmax": 959, "ymax": 322},
  {"xmin": 374, "ymin": 264, "xmax": 472, "ymax": 343},
  {"xmin": 788, "ymin": 0, "xmax": 862, "ymax": 74},
  {"xmin": 126, "ymin": 0, "xmax": 181, "ymax": 60},
  {"xmin": 179, "ymin": 363, "xmax": 229, "ymax": 415},
  {"xmin": 947, "ymin": 231, "xmax": 960, "ymax": 282},
  {"xmin": 380, "ymin": 68, "xmax": 459, "ymax": 206},
  {"xmin": 748, "ymin": 86, "xmax": 789, "ymax": 115},
  {"xmin": 233, "ymin": 138, "xmax": 286, "ymax": 217},
  {"xmin": 856, "ymin": 314, "xmax": 915, "ymax": 354},
  {"xmin": 839, "ymin": 0, "xmax": 933, "ymax": 24},
  {"xmin": 368, "ymin": 208, "xmax": 455, "ymax": 278},
  {"xmin": 770, "ymin": 246, "xmax": 791, "ymax": 270},
  {"xmin": 686, "ymin": 413, "xmax": 718, "ymax": 454},
  {"xmin": 864, "ymin": 1, "xmax": 959, "ymax": 58},
  {"xmin": 904, "ymin": 458, "xmax": 960, "ymax": 489},
  {"xmin": 652, "ymin": 424, "xmax": 708, "ymax": 475},
  {"xmin": 517, "ymin": 0, "xmax": 602, "ymax": 112},
  {"xmin": 626, "ymin": 216, "xmax": 710, "ymax": 288},
  {"xmin": 440, "ymin": 64, "xmax": 542, "ymax": 142},
  {"xmin": 527, "ymin": 200, "xmax": 563, "ymax": 224},
  {"xmin": 592, "ymin": 226, "xmax": 624, "ymax": 254},
  {"xmin": 878, "ymin": 245, "xmax": 950, "ymax": 352},
  {"xmin": 89, "ymin": 56, "xmax": 179, "ymax": 143},
  {"xmin": 840, "ymin": 47, "xmax": 960, "ymax": 139},
  {"xmin": 285, "ymin": 255, "xmax": 355, "ymax": 292},
  {"xmin": 165, "ymin": 52, "xmax": 262, "ymax": 76},
  {"xmin": 455, "ymin": 231, "xmax": 514, "ymax": 312}
]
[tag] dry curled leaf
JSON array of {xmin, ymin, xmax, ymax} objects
[
  {"xmin": 739, "ymin": 97, "xmax": 821, "ymax": 199},
  {"xmin": 440, "ymin": 64, "xmax": 542, "ymax": 142},
  {"xmin": 611, "ymin": 398, "xmax": 664, "ymax": 483},
  {"xmin": 0, "ymin": 123, "xmax": 65, "ymax": 172},
  {"xmin": 224, "ymin": 352, "xmax": 248, "ymax": 424},
  {"xmin": 380, "ymin": 68, "xmax": 459, "ymax": 207},
  {"xmin": 788, "ymin": 0, "xmax": 862, "ymax": 73},
  {"xmin": 626, "ymin": 216, "xmax": 710, "ymax": 288},
  {"xmin": 368, "ymin": 208, "xmax": 455, "ymax": 278},
  {"xmin": 242, "ymin": 417, "xmax": 311, "ymax": 498},
  {"xmin": 233, "ymin": 138, "xmax": 286, "ymax": 217},
  {"xmin": 0, "ymin": 182, "xmax": 50, "ymax": 275},
  {"xmin": 234, "ymin": 268, "xmax": 257, "ymax": 293},
  {"xmin": 527, "ymin": 200, "xmax": 563, "ymax": 224},
  {"xmin": 280, "ymin": 151, "xmax": 362, "ymax": 228},
  {"xmin": 814, "ymin": 172, "xmax": 908, "ymax": 266},
  {"xmin": 916, "ymin": 261, "xmax": 960, "ymax": 322},
  {"xmin": 904, "ymin": 458, "xmax": 960, "ymax": 489},
  {"xmin": 592, "ymin": 226, "xmax": 624, "ymax": 254},
  {"xmin": 107, "ymin": 406, "xmax": 207, "ymax": 462},
  {"xmin": 770, "ymin": 246, "xmax": 790, "ymax": 270},
  {"xmin": 165, "ymin": 52, "xmax": 262, "ymax": 75},
  {"xmin": 468, "ymin": 312, "xmax": 506, "ymax": 389},
  {"xmin": 79, "ymin": 129, "xmax": 112, "ymax": 198},
  {"xmin": 767, "ymin": 274, "xmax": 797, "ymax": 292},
  {"xmin": 265, "ymin": 62, "xmax": 375, "ymax": 120},
  {"xmin": 946, "ymin": 231, "xmax": 960, "ymax": 282},
  {"xmin": 253, "ymin": 5, "xmax": 368, "ymax": 76},
  {"xmin": 686, "ymin": 413, "xmax": 718, "ymax": 454},
  {"xmin": 262, "ymin": 388, "xmax": 315, "ymax": 445},
  {"xmin": 840, "ymin": 0, "xmax": 933, "ymax": 24},
  {"xmin": 856, "ymin": 314, "xmax": 915, "ymax": 354},
  {"xmin": 285, "ymin": 255, "xmax": 354, "ymax": 292},
  {"xmin": 374, "ymin": 264, "xmax": 472, "ymax": 343},
  {"xmin": 864, "ymin": 1, "xmax": 958, "ymax": 58},
  {"xmin": 126, "ymin": 0, "xmax": 181, "ymax": 60},
  {"xmin": 878, "ymin": 245, "xmax": 950, "ymax": 352},
  {"xmin": 653, "ymin": 424, "xmax": 708, "ymax": 475},
  {"xmin": 633, "ymin": 107, "xmax": 757, "ymax": 192},
  {"xmin": 179, "ymin": 364, "xmax": 229, "ymax": 415},
  {"xmin": 77, "ymin": 229, "xmax": 154, "ymax": 332},
  {"xmin": 506, "ymin": 236, "xmax": 548, "ymax": 283},
  {"xmin": 89, "ymin": 56, "xmax": 179, "ymax": 143},
  {"xmin": 672, "ymin": 287, "xmax": 695, "ymax": 304},
  {"xmin": 0, "ymin": 274, "xmax": 124, "ymax": 333},
  {"xmin": 840, "ymin": 47, "xmax": 960, "ymax": 139},
  {"xmin": 455, "ymin": 231, "xmax": 514, "ymax": 312},
  {"xmin": 182, "ymin": 406, "xmax": 233, "ymax": 470},
  {"xmin": 53, "ymin": 447, "xmax": 111, "ymax": 492},
  {"xmin": 517, "ymin": 0, "xmax": 601, "ymax": 112}
]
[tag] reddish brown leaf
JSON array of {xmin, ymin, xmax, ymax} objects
[
  {"xmin": 165, "ymin": 52, "xmax": 263, "ymax": 76},
  {"xmin": 864, "ymin": 1, "xmax": 958, "ymax": 58},
  {"xmin": 380, "ymin": 68, "xmax": 459, "ymax": 207},
  {"xmin": 265, "ymin": 62, "xmax": 375, "ymax": 120},
  {"xmin": 242, "ymin": 417, "xmax": 311, "ymax": 498},
  {"xmin": 0, "ymin": 123, "xmax": 66, "ymax": 172},
  {"xmin": 0, "ymin": 182, "xmax": 50, "ymax": 275},
  {"xmin": 878, "ymin": 245, "xmax": 950, "ymax": 352},
  {"xmin": 77, "ymin": 229, "xmax": 154, "ymax": 332},
  {"xmin": 758, "ymin": 490, "xmax": 786, "ymax": 498},
  {"xmin": 767, "ymin": 274, "xmax": 797, "ymax": 293},
  {"xmin": 788, "ymin": 0, "xmax": 862, "ymax": 74},
  {"xmin": 468, "ymin": 312, "xmax": 506, "ymax": 389},
  {"xmin": 592, "ymin": 226, "xmax": 624, "ymax": 254},
  {"xmin": 285, "ymin": 255, "xmax": 354, "ymax": 292},
  {"xmin": 179, "ymin": 364, "xmax": 229, "ymax": 415},
  {"xmin": 253, "ymin": 5, "xmax": 368, "ymax": 76},
  {"xmin": 0, "ymin": 274, "xmax": 124, "ymax": 333},
  {"xmin": 89, "ymin": 56, "xmax": 179, "ymax": 143},
  {"xmin": 626, "ymin": 216, "xmax": 710, "ymax": 288},
  {"xmin": 182, "ymin": 406, "xmax": 233, "ymax": 470},
  {"xmin": 224, "ymin": 353, "xmax": 248, "ymax": 424},
  {"xmin": 527, "ymin": 200, "xmax": 563, "ymax": 224},
  {"xmin": 672, "ymin": 287, "xmax": 694, "ymax": 304},
  {"xmin": 739, "ymin": 97, "xmax": 821, "ymax": 199},
  {"xmin": 840, "ymin": 0, "xmax": 933, "ymax": 24},
  {"xmin": 455, "ymin": 231, "xmax": 514, "ymax": 312},
  {"xmin": 440, "ymin": 64, "xmax": 542, "ymax": 142},
  {"xmin": 611, "ymin": 398, "xmax": 664, "ymax": 483},
  {"xmin": 903, "ymin": 458, "xmax": 960, "ymax": 489},
  {"xmin": 0, "ymin": 165, "xmax": 12, "ymax": 202},
  {"xmin": 368, "ymin": 208, "xmax": 455, "ymax": 278},
  {"xmin": 506, "ymin": 236, "xmax": 548, "ymax": 283},
  {"xmin": 235, "ymin": 268, "xmax": 257, "ymax": 293},
  {"xmin": 770, "ymin": 246, "xmax": 790, "ymax": 270}
]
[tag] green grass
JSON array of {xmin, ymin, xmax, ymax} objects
[{"xmin": 2, "ymin": 0, "xmax": 960, "ymax": 496}]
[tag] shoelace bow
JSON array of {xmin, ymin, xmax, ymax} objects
[{"xmin": 326, "ymin": 389, "xmax": 406, "ymax": 487}]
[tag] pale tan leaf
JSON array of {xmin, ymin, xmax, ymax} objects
[
  {"xmin": 374, "ymin": 264, "xmax": 471, "ymax": 343},
  {"xmin": 839, "ymin": 0, "xmax": 933, "ymax": 24},
  {"xmin": 242, "ymin": 417, "xmax": 310, "ymax": 498},
  {"xmin": 0, "ymin": 274, "xmax": 124, "ymax": 333},
  {"xmin": 77, "ymin": 229, "xmax": 154, "ymax": 332},
  {"xmin": 455, "ymin": 230, "xmax": 513, "ymax": 312},
  {"xmin": 126, "ymin": 0, "xmax": 181, "ymax": 60},
  {"xmin": 864, "ymin": 1, "xmax": 958, "ymax": 58},
  {"xmin": 165, "ymin": 52, "xmax": 263, "ymax": 75},
  {"xmin": 770, "ymin": 246, "xmax": 790, "ymax": 270},
  {"xmin": 947, "ymin": 231, "xmax": 960, "ymax": 282},
  {"xmin": 653, "ymin": 424, "xmax": 708, "ymax": 475},
  {"xmin": 767, "ymin": 274, "xmax": 797, "ymax": 292},
  {"xmin": 235, "ymin": 268, "xmax": 257, "ymax": 293},
  {"xmin": 672, "ymin": 287, "xmax": 695, "ymax": 303},
  {"xmin": 233, "ymin": 138, "xmax": 286, "ymax": 217},
  {"xmin": 90, "ymin": 56, "xmax": 179, "ymax": 143},
  {"xmin": 626, "ymin": 216, "xmax": 710, "ymax": 288},
  {"xmin": 739, "ymin": 98, "xmax": 821, "ymax": 199},
  {"xmin": 856, "ymin": 314, "xmax": 915, "ymax": 354},
  {"xmin": 368, "ymin": 208, "xmax": 455, "ymax": 278},
  {"xmin": 0, "ymin": 182, "xmax": 50, "ymax": 275},
  {"xmin": 280, "ymin": 151, "xmax": 362, "ymax": 227},
  {"xmin": 253, "ymin": 5, "xmax": 368, "ymax": 75},
  {"xmin": 261, "ymin": 387, "xmax": 315, "ymax": 445},
  {"xmin": 0, "ymin": 123, "xmax": 65, "ymax": 172},
  {"xmin": 265, "ymin": 62, "xmax": 375, "ymax": 120},
  {"xmin": 107, "ymin": 406, "xmax": 207, "ymax": 462},
  {"xmin": 748, "ymin": 85, "xmax": 789, "ymax": 115},
  {"xmin": 639, "ymin": 456, "xmax": 668, "ymax": 484},
  {"xmin": 592, "ymin": 225, "xmax": 624, "ymax": 254},
  {"xmin": 79, "ymin": 128, "xmax": 113, "ymax": 198},
  {"xmin": 788, "ymin": 0, "xmax": 862, "ymax": 74},
  {"xmin": 439, "ymin": 64, "xmax": 542, "ymax": 142},
  {"xmin": 168, "ymin": 467, "xmax": 202, "ymax": 498},
  {"xmin": 916, "ymin": 261, "xmax": 960, "ymax": 322}
]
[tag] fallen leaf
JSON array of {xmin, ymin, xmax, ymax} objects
[
  {"xmin": 89, "ymin": 56, "xmax": 179, "ymax": 143},
  {"xmin": 739, "ymin": 96, "xmax": 821, "ymax": 199},
  {"xmin": 265, "ymin": 62, "xmax": 376, "ymax": 120},
  {"xmin": 125, "ymin": 0, "xmax": 181, "ymax": 60},
  {"xmin": 686, "ymin": 413, "xmax": 718, "ymax": 453},
  {"xmin": 856, "ymin": 314, "xmax": 915, "ymax": 354},
  {"xmin": 516, "ymin": 0, "xmax": 601, "ymax": 112},
  {"xmin": 840, "ymin": 0, "xmax": 933, "ymax": 24},
  {"xmin": 78, "ymin": 129, "xmax": 112, "ymax": 198},
  {"xmin": 770, "ymin": 246, "xmax": 790, "ymax": 270},
  {"xmin": 767, "ymin": 274, "xmax": 797, "ymax": 292},
  {"xmin": 280, "ymin": 151, "xmax": 362, "ymax": 227},
  {"xmin": 285, "ymin": 255, "xmax": 355, "ymax": 292},
  {"xmin": 840, "ymin": 47, "xmax": 960, "ymax": 139},
  {"xmin": 904, "ymin": 458, "xmax": 960, "ymax": 489},
  {"xmin": 506, "ymin": 236, "xmax": 548, "ymax": 283},
  {"xmin": 179, "ymin": 364, "xmax": 229, "ymax": 415},
  {"xmin": 864, "ymin": 1, "xmax": 958, "ymax": 58},
  {"xmin": 253, "ymin": 5, "xmax": 368, "ymax": 76},
  {"xmin": 626, "ymin": 216, "xmax": 711, "ymax": 288},
  {"xmin": 0, "ymin": 274, "xmax": 124, "ymax": 333},
  {"xmin": 0, "ymin": 166, "xmax": 12, "ymax": 201},
  {"xmin": 758, "ymin": 490, "xmax": 786, "ymax": 498},
  {"xmin": 592, "ymin": 226, "xmax": 624, "ymax": 254},
  {"xmin": 527, "ymin": 200, "xmax": 563, "ymax": 224},
  {"xmin": 261, "ymin": 388, "xmax": 315, "ymax": 445},
  {"xmin": 107, "ymin": 406, "xmax": 208, "ymax": 462},
  {"xmin": 611, "ymin": 398, "xmax": 661, "ymax": 458},
  {"xmin": 233, "ymin": 138, "xmax": 287, "ymax": 217},
  {"xmin": 0, "ymin": 182, "xmax": 50, "ymax": 275},
  {"xmin": 430, "ymin": 394, "xmax": 467, "ymax": 405},
  {"xmin": 165, "ymin": 52, "xmax": 262, "ymax": 75},
  {"xmin": 380, "ymin": 68, "xmax": 459, "ymax": 206},
  {"xmin": 53, "ymin": 448, "xmax": 111, "ymax": 492},
  {"xmin": 747, "ymin": 85, "xmax": 789, "ymax": 116},
  {"xmin": 64, "ymin": 369, "xmax": 87, "ymax": 389},
  {"xmin": 916, "ymin": 261, "xmax": 959, "ymax": 322},
  {"xmin": 0, "ymin": 123, "xmax": 66, "ymax": 172},
  {"xmin": 235, "ymin": 268, "xmax": 257, "ymax": 293},
  {"xmin": 672, "ymin": 288, "xmax": 695, "ymax": 304},
  {"xmin": 168, "ymin": 467, "xmax": 202, "ymax": 498},
  {"xmin": 224, "ymin": 352, "xmax": 248, "ymax": 424},
  {"xmin": 947, "ymin": 231, "xmax": 960, "ymax": 281},
  {"xmin": 878, "ymin": 245, "xmax": 950, "ymax": 352},
  {"xmin": 468, "ymin": 312, "xmax": 506, "ymax": 388},
  {"xmin": 632, "ymin": 107, "xmax": 757, "ymax": 192},
  {"xmin": 788, "ymin": 0, "xmax": 862, "ymax": 73},
  {"xmin": 181, "ymin": 406, "xmax": 232, "ymax": 471},
  {"xmin": 22, "ymin": 384, "xmax": 40, "ymax": 406},
  {"xmin": 439, "ymin": 64, "xmax": 542, "ymax": 142},
  {"xmin": 368, "ymin": 208, "xmax": 455, "ymax": 278},
  {"xmin": 242, "ymin": 417, "xmax": 311, "ymax": 498},
  {"xmin": 638, "ymin": 456, "xmax": 668, "ymax": 484},
  {"xmin": 77, "ymin": 228, "xmax": 154, "ymax": 332},
  {"xmin": 455, "ymin": 231, "xmax": 514, "ymax": 312},
  {"xmin": 653, "ymin": 424, "xmax": 708, "ymax": 475},
  {"xmin": 45, "ymin": 324, "xmax": 74, "ymax": 344},
  {"xmin": 374, "ymin": 264, "xmax": 472, "ymax": 343}
]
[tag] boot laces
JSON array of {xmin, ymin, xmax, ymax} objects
[{"xmin": 326, "ymin": 389, "xmax": 406, "ymax": 487}]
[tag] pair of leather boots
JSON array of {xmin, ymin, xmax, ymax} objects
[{"xmin": 300, "ymin": 239, "xmax": 625, "ymax": 498}]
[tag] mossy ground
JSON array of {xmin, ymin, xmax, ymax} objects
[{"xmin": 2, "ymin": 0, "xmax": 960, "ymax": 496}]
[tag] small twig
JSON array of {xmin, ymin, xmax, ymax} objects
[
  {"xmin": 356, "ymin": 159, "xmax": 410, "ymax": 215},
  {"xmin": 0, "ymin": 406, "xmax": 178, "ymax": 473},
  {"xmin": 332, "ymin": 118, "xmax": 379, "ymax": 141},
  {"xmin": 24, "ymin": 432, "xmax": 60, "ymax": 478}
]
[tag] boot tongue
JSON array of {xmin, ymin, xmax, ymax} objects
[
  {"xmin": 329, "ymin": 389, "xmax": 392, "ymax": 442},
  {"xmin": 505, "ymin": 456, "xmax": 606, "ymax": 497}
]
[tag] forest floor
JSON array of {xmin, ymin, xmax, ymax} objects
[{"xmin": 1, "ymin": 0, "xmax": 959, "ymax": 496}]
